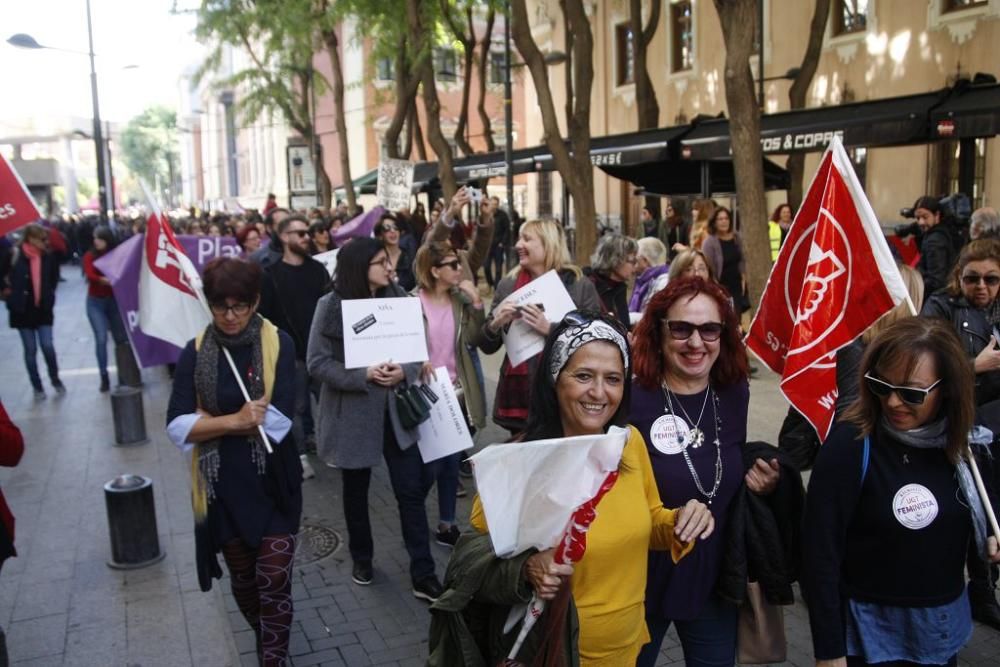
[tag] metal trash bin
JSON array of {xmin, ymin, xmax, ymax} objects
[
  {"xmin": 104, "ymin": 475, "xmax": 165, "ymax": 569},
  {"xmin": 115, "ymin": 343, "xmax": 142, "ymax": 387},
  {"xmin": 110, "ymin": 387, "xmax": 148, "ymax": 446}
]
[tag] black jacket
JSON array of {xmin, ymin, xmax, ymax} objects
[
  {"xmin": 4, "ymin": 249, "xmax": 60, "ymax": 329},
  {"xmin": 917, "ymin": 224, "xmax": 959, "ymax": 295},
  {"xmin": 922, "ymin": 291, "xmax": 1000, "ymax": 405},
  {"xmin": 584, "ymin": 268, "xmax": 630, "ymax": 329},
  {"xmin": 715, "ymin": 441, "xmax": 804, "ymax": 606}
]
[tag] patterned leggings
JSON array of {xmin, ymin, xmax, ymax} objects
[{"xmin": 221, "ymin": 535, "xmax": 297, "ymax": 667}]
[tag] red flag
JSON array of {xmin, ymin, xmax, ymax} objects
[
  {"xmin": 0, "ymin": 153, "xmax": 43, "ymax": 236},
  {"xmin": 746, "ymin": 138, "xmax": 910, "ymax": 440}
]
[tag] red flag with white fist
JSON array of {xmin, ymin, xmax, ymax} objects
[
  {"xmin": 0, "ymin": 153, "xmax": 43, "ymax": 236},
  {"xmin": 746, "ymin": 138, "xmax": 911, "ymax": 441}
]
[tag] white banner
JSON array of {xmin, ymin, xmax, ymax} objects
[
  {"xmin": 312, "ymin": 248, "xmax": 339, "ymax": 276},
  {"xmin": 416, "ymin": 367, "xmax": 474, "ymax": 463},
  {"xmin": 502, "ymin": 270, "xmax": 577, "ymax": 366},
  {"xmin": 376, "ymin": 158, "xmax": 415, "ymax": 211},
  {"xmin": 341, "ymin": 297, "xmax": 429, "ymax": 369}
]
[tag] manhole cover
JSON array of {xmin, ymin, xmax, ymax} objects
[{"xmin": 296, "ymin": 524, "xmax": 341, "ymax": 564}]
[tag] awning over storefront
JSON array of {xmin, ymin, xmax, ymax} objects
[
  {"xmin": 680, "ymin": 89, "xmax": 950, "ymax": 160},
  {"xmin": 531, "ymin": 125, "xmax": 690, "ymax": 172},
  {"xmin": 930, "ymin": 81, "xmax": 1000, "ymax": 140},
  {"xmin": 333, "ymin": 167, "xmax": 378, "ymax": 198},
  {"xmin": 453, "ymin": 146, "xmax": 540, "ymax": 180},
  {"xmin": 601, "ymin": 156, "xmax": 790, "ymax": 196}
]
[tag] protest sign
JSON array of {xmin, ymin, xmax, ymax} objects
[
  {"xmin": 416, "ymin": 367, "xmax": 474, "ymax": 463},
  {"xmin": 470, "ymin": 426, "xmax": 628, "ymax": 558},
  {"xmin": 0, "ymin": 153, "xmax": 42, "ymax": 236},
  {"xmin": 502, "ymin": 270, "xmax": 577, "ymax": 366},
  {"xmin": 312, "ymin": 248, "xmax": 339, "ymax": 276},
  {"xmin": 340, "ymin": 297, "xmax": 428, "ymax": 369},
  {"xmin": 376, "ymin": 159, "xmax": 415, "ymax": 211}
]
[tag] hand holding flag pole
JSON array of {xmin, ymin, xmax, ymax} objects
[{"xmin": 138, "ymin": 182, "xmax": 272, "ymax": 453}]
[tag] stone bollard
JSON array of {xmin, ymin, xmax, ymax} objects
[
  {"xmin": 110, "ymin": 387, "xmax": 148, "ymax": 446},
  {"xmin": 104, "ymin": 475, "xmax": 165, "ymax": 569},
  {"xmin": 115, "ymin": 343, "xmax": 142, "ymax": 388}
]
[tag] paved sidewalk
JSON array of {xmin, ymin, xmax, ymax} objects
[{"xmin": 0, "ymin": 270, "xmax": 997, "ymax": 665}]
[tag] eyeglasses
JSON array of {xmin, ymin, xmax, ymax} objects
[
  {"xmin": 962, "ymin": 273, "xmax": 1000, "ymax": 287},
  {"xmin": 863, "ymin": 373, "xmax": 942, "ymax": 406},
  {"xmin": 284, "ymin": 229, "xmax": 308, "ymax": 237},
  {"xmin": 435, "ymin": 260, "xmax": 461, "ymax": 270},
  {"xmin": 369, "ymin": 257, "xmax": 392, "ymax": 267},
  {"xmin": 209, "ymin": 302, "xmax": 252, "ymax": 317},
  {"xmin": 663, "ymin": 320, "xmax": 724, "ymax": 342}
]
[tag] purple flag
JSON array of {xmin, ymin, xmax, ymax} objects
[
  {"xmin": 95, "ymin": 235, "xmax": 242, "ymax": 367},
  {"xmin": 331, "ymin": 206, "xmax": 385, "ymax": 246}
]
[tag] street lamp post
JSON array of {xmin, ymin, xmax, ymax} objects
[{"xmin": 7, "ymin": 0, "xmax": 110, "ymax": 225}]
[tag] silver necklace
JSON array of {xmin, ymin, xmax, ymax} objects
[
  {"xmin": 662, "ymin": 383, "xmax": 724, "ymax": 504},
  {"xmin": 661, "ymin": 382, "xmax": 710, "ymax": 448}
]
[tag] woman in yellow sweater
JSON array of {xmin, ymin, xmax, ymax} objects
[{"xmin": 432, "ymin": 311, "xmax": 713, "ymax": 666}]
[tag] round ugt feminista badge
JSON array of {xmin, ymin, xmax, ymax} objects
[
  {"xmin": 649, "ymin": 415, "xmax": 691, "ymax": 455},
  {"xmin": 892, "ymin": 483, "xmax": 939, "ymax": 530}
]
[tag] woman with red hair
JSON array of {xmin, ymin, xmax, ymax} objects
[{"xmin": 631, "ymin": 277, "xmax": 800, "ymax": 666}]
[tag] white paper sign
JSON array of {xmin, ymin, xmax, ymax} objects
[
  {"xmin": 376, "ymin": 158, "xmax": 415, "ymax": 212},
  {"xmin": 313, "ymin": 248, "xmax": 339, "ymax": 276},
  {"xmin": 501, "ymin": 270, "xmax": 577, "ymax": 366},
  {"xmin": 470, "ymin": 427, "xmax": 628, "ymax": 557},
  {"xmin": 416, "ymin": 367, "xmax": 474, "ymax": 463},
  {"xmin": 341, "ymin": 297, "xmax": 429, "ymax": 369}
]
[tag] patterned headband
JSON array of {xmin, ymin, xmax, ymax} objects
[{"xmin": 548, "ymin": 320, "xmax": 630, "ymax": 382}]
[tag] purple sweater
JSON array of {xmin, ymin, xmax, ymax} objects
[{"xmin": 629, "ymin": 379, "xmax": 749, "ymax": 620}]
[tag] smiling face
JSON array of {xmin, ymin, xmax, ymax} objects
[
  {"xmin": 555, "ymin": 341, "xmax": 625, "ymax": 437},
  {"xmin": 243, "ymin": 230, "xmax": 261, "ymax": 253},
  {"xmin": 682, "ymin": 256, "xmax": 710, "ymax": 280},
  {"xmin": 778, "ymin": 205, "xmax": 792, "ymax": 225},
  {"xmin": 960, "ymin": 258, "xmax": 1000, "ymax": 308},
  {"xmin": 874, "ymin": 352, "xmax": 942, "ymax": 431},
  {"xmin": 515, "ymin": 228, "xmax": 546, "ymax": 274},
  {"xmin": 661, "ymin": 293, "xmax": 722, "ymax": 389}
]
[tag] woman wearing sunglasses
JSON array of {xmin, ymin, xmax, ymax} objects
[
  {"xmin": 165, "ymin": 258, "xmax": 303, "ymax": 665},
  {"xmin": 374, "ymin": 213, "xmax": 416, "ymax": 291},
  {"xmin": 429, "ymin": 311, "xmax": 713, "ymax": 665},
  {"xmin": 803, "ymin": 317, "xmax": 1000, "ymax": 667},
  {"xmin": 412, "ymin": 241, "xmax": 487, "ymax": 548},
  {"xmin": 630, "ymin": 277, "xmax": 798, "ymax": 667}
]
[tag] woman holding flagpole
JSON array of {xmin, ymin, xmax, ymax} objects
[
  {"xmin": 477, "ymin": 219, "xmax": 600, "ymax": 436},
  {"xmin": 166, "ymin": 257, "xmax": 303, "ymax": 667},
  {"xmin": 803, "ymin": 317, "xmax": 1000, "ymax": 667},
  {"xmin": 429, "ymin": 311, "xmax": 713, "ymax": 665},
  {"xmin": 631, "ymin": 277, "xmax": 799, "ymax": 667}
]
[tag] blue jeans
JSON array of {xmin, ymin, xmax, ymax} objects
[
  {"xmin": 637, "ymin": 596, "xmax": 738, "ymax": 667},
  {"xmin": 85, "ymin": 295, "xmax": 127, "ymax": 378},
  {"xmin": 340, "ymin": 421, "xmax": 435, "ymax": 583},
  {"xmin": 18, "ymin": 326, "xmax": 59, "ymax": 392}
]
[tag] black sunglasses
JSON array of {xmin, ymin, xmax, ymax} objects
[
  {"xmin": 435, "ymin": 259, "xmax": 461, "ymax": 270},
  {"xmin": 663, "ymin": 320, "xmax": 724, "ymax": 342},
  {"xmin": 863, "ymin": 373, "xmax": 942, "ymax": 406},
  {"xmin": 563, "ymin": 310, "xmax": 628, "ymax": 335},
  {"xmin": 284, "ymin": 229, "xmax": 308, "ymax": 237},
  {"xmin": 962, "ymin": 273, "xmax": 1000, "ymax": 287}
]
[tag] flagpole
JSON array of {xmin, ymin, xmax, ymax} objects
[{"xmin": 968, "ymin": 453, "xmax": 1000, "ymax": 545}]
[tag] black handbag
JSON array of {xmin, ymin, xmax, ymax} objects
[{"xmin": 394, "ymin": 381, "xmax": 432, "ymax": 429}]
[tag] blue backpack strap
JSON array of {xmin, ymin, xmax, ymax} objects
[{"xmin": 861, "ymin": 435, "xmax": 871, "ymax": 484}]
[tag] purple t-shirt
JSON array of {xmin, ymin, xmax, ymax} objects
[{"xmin": 629, "ymin": 379, "xmax": 749, "ymax": 620}]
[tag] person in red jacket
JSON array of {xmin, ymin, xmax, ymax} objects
[
  {"xmin": 0, "ymin": 398, "xmax": 24, "ymax": 665},
  {"xmin": 83, "ymin": 226, "xmax": 128, "ymax": 392}
]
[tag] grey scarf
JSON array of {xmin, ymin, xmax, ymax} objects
[
  {"xmin": 880, "ymin": 417, "xmax": 989, "ymax": 560},
  {"xmin": 192, "ymin": 316, "xmax": 268, "ymax": 503}
]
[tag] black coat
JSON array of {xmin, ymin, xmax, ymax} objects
[
  {"xmin": 715, "ymin": 441, "xmax": 804, "ymax": 606},
  {"xmin": 922, "ymin": 291, "xmax": 1000, "ymax": 406},
  {"xmin": 917, "ymin": 224, "xmax": 960, "ymax": 295},
  {"xmin": 4, "ymin": 249, "xmax": 60, "ymax": 330}
]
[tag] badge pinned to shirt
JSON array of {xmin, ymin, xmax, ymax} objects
[
  {"xmin": 649, "ymin": 414, "xmax": 692, "ymax": 455},
  {"xmin": 892, "ymin": 483, "xmax": 939, "ymax": 530}
]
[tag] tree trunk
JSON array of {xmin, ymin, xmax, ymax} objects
[
  {"xmin": 385, "ymin": 34, "xmax": 421, "ymax": 160},
  {"xmin": 403, "ymin": 106, "xmax": 415, "ymax": 160},
  {"xmin": 631, "ymin": 0, "xmax": 662, "ymax": 223},
  {"xmin": 713, "ymin": 0, "xmax": 768, "ymax": 309},
  {"xmin": 443, "ymin": 3, "xmax": 476, "ymax": 157},
  {"xmin": 512, "ymin": 0, "xmax": 596, "ymax": 261},
  {"xmin": 408, "ymin": 0, "xmax": 457, "ymax": 199},
  {"xmin": 320, "ymin": 24, "xmax": 356, "ymax": 212},
  {"xmin": 786, "ymin": 0, "xmax": 830, "ymax": 212},
  {"xmin": 476, "ymin": 6, "xmax": 497, "ymax": 153},
  {"xmin": 413, "ymin": 109, "xmax": 428, "ymax": 161}
]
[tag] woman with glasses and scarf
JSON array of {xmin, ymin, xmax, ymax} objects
[
  {"xmin": 412, "ymin": 241, "xmax": 487, "ymax": 548},
  {"xmin": 166, "ymin": 257, "xmax": 302, "ymax": 666},
  {"xmin": 631, "ymin": 277, "xmax": 800, "ymax": 667},
  {"xmin": 307, "ymin": 237, "xmax": 442, "ymax": 601},
  {"xmin": 429, "ymin": 311, "xmax": 713, "ymax": 666},
  {"xmin": 803, "ymin": 317, "xmax": 1000, "ymax": 667}
]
